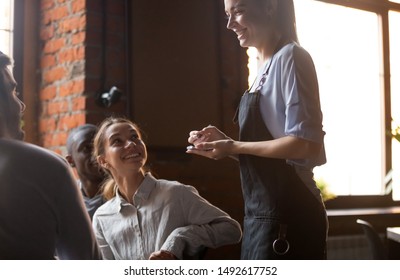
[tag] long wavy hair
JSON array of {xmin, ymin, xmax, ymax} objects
[{"xmin": 92, "ymin": 117, "xmax": 147, "ymax": 200}]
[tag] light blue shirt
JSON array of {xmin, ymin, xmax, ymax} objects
[
  {"xmin": 250, "ymin": 43, "xmax": 326, "ymax": 201},
  {"xmin": 92, "ymin": 173, "xmax": 242, "ymax": 260},
  {"xmin": 252, "ymin": 42, "xmax": 326, "ymax": 170}
]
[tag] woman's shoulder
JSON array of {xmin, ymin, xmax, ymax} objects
[
  {"xmin": 93, "ymin": 197, "xmax": 119, "ymax": 217},
  {"xmin": 155, "ymin": 177, "xmax": 199, "ymax": 195},
  {"xmin": 277, "ymin": 42, "xmax": 314, "ymax": 62}
]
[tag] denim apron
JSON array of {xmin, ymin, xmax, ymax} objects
[{"xmin": 234, "ymin": 57, "xmax": 327, "ymax": 260}]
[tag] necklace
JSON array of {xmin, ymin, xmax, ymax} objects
[{"xmin": 254, "ymin": 54, "xmax": 275, "ymax": 92}]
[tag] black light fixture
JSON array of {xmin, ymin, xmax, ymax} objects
[
  {"xmin": 95, "ymin": 0, "xmax": 123, "ymax": 108},
  {"xmin": 96, "ymin": 86, "xmax": 122, "ymax": 108}
]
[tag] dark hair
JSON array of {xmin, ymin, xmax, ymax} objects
[
  {"xmin": 0, "ymin": 52, "xmax": 13, "ymax": 135},
  {"xmin": 0, "ymin": 51, "xmax": 11, "ymax": 68},
  {"xmin": 93, "ymin": 117, "xmax": 146, "ymax": 200},
  {"xmin": 0, "ymin": 51, "xmax": 12, "ymax": 100},
  {"xmin": 66, "ymin": 123, "xmax": 98, "ymax": 154},
  {"xmin": 276, "ymin": 0, "xmax": 299, "ymax": 44}
]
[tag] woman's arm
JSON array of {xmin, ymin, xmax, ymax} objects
[
  {"xmin": 188, "ymin": 135, "xmax": 322, "ymax": 161},
  {"xmin": 160, "ymin": 185, "xmax": 242, "ymax": 259}
]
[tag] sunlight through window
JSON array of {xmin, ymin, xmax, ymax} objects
[
  {"xmin": 390, "ymin": 10, "xmax": 400, "ymax": 200},
  {"xmin": 248, "ymin": 0, "xmax": 385, "ymax": 195},
  {"xmin": 0, "ymin": 0, "xmax": 14, "ymax": 58},
  {"xmin": 294, "ymin": 0, "xmax": 382, "ymax": 196}
]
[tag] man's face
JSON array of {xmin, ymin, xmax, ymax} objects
[
  {"xmin": 70, "ymin": 128, "xmax": 105, "ymax": 182},
  {"xmin": 0, "ymin": 66, "xmax": 26, "ymax": 140}
]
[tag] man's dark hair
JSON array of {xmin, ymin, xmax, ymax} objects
[
  {"xmin": 66, "ymin": 124, "xmax": 98, "ymax": 154},
  {"xmin": 0, "ymin": 51, "xmax": 12, "ymax": 99}
]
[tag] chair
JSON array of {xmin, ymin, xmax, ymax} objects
[{"xmin": 356, "ymin": 219, "xmax": 387, "ymax": 259}]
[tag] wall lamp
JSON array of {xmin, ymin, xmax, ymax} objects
[{"xmin": 96, "ymin": 86, "xmax": 122, "ymax": 108}]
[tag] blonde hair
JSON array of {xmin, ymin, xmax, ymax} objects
[{"xmin": 93, "ymin": 117, "xmax": 145, "ymax": 200}]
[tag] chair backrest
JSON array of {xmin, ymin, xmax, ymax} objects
[{"xmin": 356, "ymin": 219, "xmax": 387, "ymax": 259}]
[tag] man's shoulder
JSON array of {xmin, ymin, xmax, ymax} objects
[{"xmin": 0, "ymin": 138, "xmax": 69, "ymax": 168}]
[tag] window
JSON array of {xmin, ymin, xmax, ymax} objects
[
  {"xmin": 0, "ymin": 0, "xmax": 14, "ymax": 57},
  {"xmin": 294, "ymin": 0, "xmax": 383, "ymax": 196},
  {"xmin": 390, "ymin": 10, "xmax": 400, "ymax": 200},
  {"xmin": 248, "ymin": 0, "xmax": 400, "ymax": 198}
]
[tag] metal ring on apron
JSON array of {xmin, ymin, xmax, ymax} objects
[{"xmin": 273, "ymin": 224, "xmax": 290, "ymax": 255}]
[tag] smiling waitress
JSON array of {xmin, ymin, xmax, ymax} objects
[{"xmin": 187, "ymin": 0, "xmax": 328, "ymax": 259}]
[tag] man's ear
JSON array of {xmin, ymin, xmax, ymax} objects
[{"xmin": 65, "ymin": 155, "xmax": 75, "ymax": 167}]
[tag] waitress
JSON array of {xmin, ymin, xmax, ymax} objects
[{"xmin": 187, "ymin": 0, "xmax": 327, "ymax": 259}]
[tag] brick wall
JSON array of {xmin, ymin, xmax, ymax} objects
[{"xmin": 39, "ymin": 0, "xmax": 127, "ymax": 154}]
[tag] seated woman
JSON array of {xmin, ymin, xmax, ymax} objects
[{"xmin": 92, "ymin": 117, "xmax": 242, "ymax": 260}]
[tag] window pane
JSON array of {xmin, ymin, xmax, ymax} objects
[
  {"xmin": 293, "ymin": 0, "xmax": 383, "ymax": 195},
  {"xmin": 0, "ymin": 0, "xmax": 14, "ymax": 57},
  {"xmin": 390, "ymin": 10, "xmax": 400, "ymax": 200}
]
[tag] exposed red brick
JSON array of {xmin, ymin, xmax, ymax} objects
[
  {"xmin": 39, "ymin": 118, "xmax": 56, "ymax": 132},
  {"xmin": 42, "ymin": 133, "xmax": 53, "ymax": 147},
  {"xmin": 48, "ymin": 101, "xmax": 70, "ymax": 115},
  {"xmin": 40, "ymin": 25, "xmax": 54, "ymax": 40},
  {"xmin": 41, "ymin": 54, "xmax": 56, "ymax": 69},
  {"xmin": 51, "ymin": 131, "xmax": 69, "ymax": 146},
  {"xmin": 72, "ymin": 0, "xmax": 86, "ymax": 13},
  {"xmin": 41, "ymin": 0, "xmax": 55, "ymax": 11},
  {"xmin": 43, "ymin": 38, "xmax": 65, "ymax": 54},
  {"xmin": 43, "ymin": 67, "xmax": 67, "ymax": 84},
  {"xmin": 59, "ymin": 79, "xmax": 85, "ymax": 97},
  {"xmin": 59, "ymin": 15, "xmax": 86, "ymax": 33},
  {"xmin": 40, "ymin": 85, "xmax": 57, "ymax": 100},
  {"xmin": 72, "ymin": 31, "xmax": 86, "ymax": 45},
  {"xmin": 58, "ymin": 114, "xmax": 86, "ymax": 131},
  {"xmin": 39, "ymin": 1, "xmax": 128, "ymax": 151},
  {"xmin": 58, "ymin": 46, "xmax": 84, "ymax": 63},
  {"xmin": 52, "ymin": 149, "xmax": 63, "ymax": 156},
  {"xmin": 72, "ymin": 96, "xmax": 86, "ymax": 111},
  {"xmin": 51, "ymin": 6, "xmax": 70, "ymax": 22}
]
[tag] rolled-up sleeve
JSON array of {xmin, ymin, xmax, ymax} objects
[
  {"xmin": 161, "ymin": 185, "xmax": 242, "ymax": 259},
  {"xmin": 281, "ymin": 46, "xmax": 325, "ymax": 144}
]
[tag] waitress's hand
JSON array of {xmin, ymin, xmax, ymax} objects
[
  {"xmin": 188, "ymin": 125, "xmax": 229, "ymax": 145},
  {"xmin": 187, "ymin": 126, "xmax": 238, "ymax": 160},
  {"xmin": 148, "ymin": 250, "xmax": 177, "ymax": 260},
  {"xmin": 187, "ymin": 139, "xmax": 236, "ymax": 160}
]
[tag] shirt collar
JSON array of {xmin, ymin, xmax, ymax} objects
[
  {"xmin": 114, "ymin": 173, "xmax": 157, "ymax": 209},
  {"xmin": 134, "ymin": 173, "xmax": 157, "ymax": 201}
]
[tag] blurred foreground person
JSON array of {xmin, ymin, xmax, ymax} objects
[{"xmin": 0, "ymin": 51, "xmax": 100, "ymax": 260}]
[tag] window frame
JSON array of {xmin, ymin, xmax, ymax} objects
[{"xmin": 12, "ymin": 0, "xmax": 40, "ymax": 145}]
